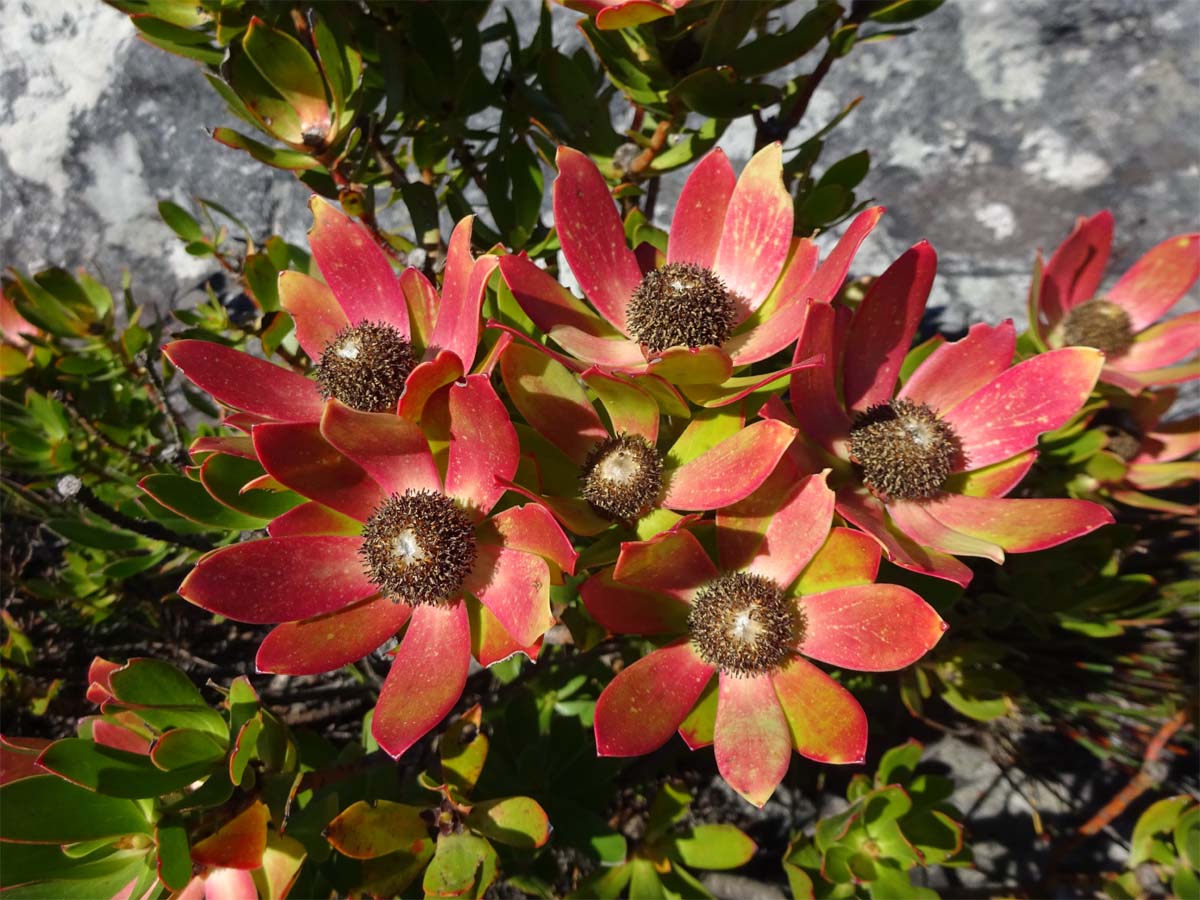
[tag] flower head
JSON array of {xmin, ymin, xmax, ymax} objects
[
  {"xmin": 166, "ymin": 197, "xmax": 497, "ymax": 427},
  {"xmin": 498, "ymin": 341, "xmax": 797, "ymax": 534},
  {"xmin": 176, "ymin": 377, "xmax": 575, "ymax": 759},
  {"xmin": 498, "ymin": 145, "xmax": 881, "ymax": 395},
  {"xmin": 584, "ymin": 470, "xmax": 946, "ymax": 807},
  {"xmin": 1032, "ymin": 211, "xmax": 1200, "ymax": 393},
  {"xmin": 782, "ymin": 244, "xmax": 1114, "ymax": 586}
]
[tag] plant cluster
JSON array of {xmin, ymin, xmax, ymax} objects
[{"xmin": 2, "ymin": 0, "xmax": 1196, "ymax": 897}]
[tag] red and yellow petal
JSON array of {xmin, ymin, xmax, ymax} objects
[
  {"xmin": 320, "ymin": 400, "xmax": 441, "ymax": 496},
  {"xmin": 308, "ymin": 196, "xmax": 409, "ymax": 333},
  {"xmin": 267, "ymin": 501, "xmax": 361, "ymax": 537},
  {"xmin": 797, "ymin": 583, "xmax": 946, "ymax": 672},
  {"xmin": 945, "ymin": 449, "xmax": 1037, "ymax": 498},
  {"xmin": 429, "ymin": 218, "xmax": 497, "ymax": 371},
  {"xmin": 662, "ymin": 418, "xmax": 797, "ymax": 511},
  {"xmin": 800, "ymin": 206, "xmax": 885, "ymax": 306},
  {"xmin": 400, "ymin": 267, "xmax": 439, "ymax": 353},
  {"xmin": 253, "ymin": 421, "xmax": 385, "ymax": 522},
  {"xmin": 464, "ymin": 543, "xmax": 552, "ymax": 648},
  {"xmin": 180, "ymin": 536, "xmax": 375, "ymax": 624},
  {"xmin": 790, "ymin": 301, "xmax": 852, "ymax": 450},
  {"xmin": 716, "ymin": 452, "xmax": 803, "ymax": 571},
  {"xmin": 594, "ymin": 641, "xmax": 715, "ymax": 756},
  {"xmin": 581, "ymin": 567, "xmax": 690, "ymax": 635},
  {"xmin": 164, "ymin": 340, "xmax": 324, "ymax": 422},
  {"xmin": 278, "ymin": 271, "xmax": 349, "ymax": 361},
  {"xmin": 713, "ymin": 673, "xmax": 792, "ymax": 808},
  {"xmin": 613, "ymin": 527, "xmax": 719, "ymax": 601},
  {"xmin": 842, "ymin": 242, "xmax": 937, "ymax": 412},
  {"xmin": 582, "ymin": 367, "xmax": 660, "ymax": 444},
  {"xmin": 445, "ymin": 375, "xmax": 520, "ymax": 519},
  {"xmin": 373, "ymin": 603, "xmax": 471, "ymax": 759},
  {"xmin": 1107, "ymin": 232, "xmax": 1200, "ymax": 331},
  {"xmin": 501, "ymin": 342, "xmax": 608, "ymax": 465},
  {"xmin": 836, "ymin": 491, "xmax": 973, "ymax": 586},
  {"xmin": 713, "ymin": 143, "xmax": 793, "ymax": 317},
  {"xmin": 479, "ymin": 503, "xmax": 577, "ymax": 579},
  {"xmin": 593, "ymin": 0, "xmax": 677, "ymax": 29},
  {"xmin": 793, "ymin": 526, "xmax": 882, "ymax": 597},
  {"xmin": 667, "ymin": 148, "xmax": 736, "ymax": 269},
  {"xmin": 1110, "ymin": 311, "xmax": 1200, "ymax": 373},
  {"xmin": 922, "ymin": 494, "xmax": 1114, "ymax": 553},
  {"xmin": 943, "ymin": 347, "xmax": 1103, "ymax": 470},
  {"xmin": 744, "ymin": 472, "xmax": 835, "ymax": 591},
  {"xmin": 553, "ymin": 146, "xmax": 642, "ymax": 335},
  {"xmin": 397, "ymin": 350, "xmax": 465, "ymax": 421},
  {"xmin": 1041, "ymin": 210, "xmax": 1113, "ymax": 324},
  {"xmin": 898, "ymin": 320, "xmax": 1016, "ymax": 416},
  {"xmin": 889, "ymin": 500, "xmax": 1004, "ymax": 563},
  {"xmin": 467, "ymin": 596, "xmax": 542, "ymax": 667},
  {"xmin": 771, "ymin": 656, "xmax": 867, "ymax": 764},
  {"xmin": 256, "ymin": 596, "xmax": 410, "ymax": 676}
]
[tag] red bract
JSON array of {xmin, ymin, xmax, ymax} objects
[
  {"xmin": 781, "ymin": 244, "xmax": 1114, "ymax": 586},
  {"xmin": 498, "ymin": 144, "xmax": 880, "ymax": 394},
  {"xmin": 177, "ymin": 377, "xmax": 576, "ymax": 759},
  {"xmin": 558, "ymin": 0, "xmax": 689, "ymax": 29},
  {"xmin": 1089, "ymin": 388, "xmax": 1200, "ymax": 514},
  {"xmin": 166, "ymin": 197, "xmax": 497, "ymax": 426},
  {"xmin": 1032, "ymin": 210, "xmax": 1200, "ymax": 392},
  {"xmin": 585, "ymin": 468, "xmax": 945, "ymax": 807},
  {"xmin": 499, "ymin": 341, "xmax": 797, "ymax": 534}
]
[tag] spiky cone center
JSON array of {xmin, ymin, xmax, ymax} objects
[
  {"xmin": 848, "ymin": 400, "xmax": 963, "ymax": 502},
  {"xmin": 626, "ymin": 262, "xmax": 736, "ymax": 354},
  {"xmin": 1093, "ymin": 408, "xmax": 1144, "ymax": 462},
  {"xmin": 1061, "ymin": 298, "xmax": 1134, "ymax": 358},
  {"xmin": 580, "ymin": 434, "xmax": 663, "ymax": 521},
  {"xmin": 688, "ymin": 572, "xmax": 798, "ymax": 678},
  {"xmin": 315, "ymin": 321, "xmax": 416, "ymax": 413},
  {"xmin": 359, "ymin": 490, "xmax": 476, "ymax": 606}
]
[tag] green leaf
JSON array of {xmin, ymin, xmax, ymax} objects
[
  {"xmin": 210, "ymin": 128, "xmax": 323, "ymax": 171},
  {"xmin": 1130, "ymin": 796, "xmax": 1190, "ymax": 865},
  {"xmin": 325, "ymin": 799, "xmax": 433, "ymax": 860},
  {"xmin": 726, "ymin": 2, "xmax": 843, "ymax": 77},
  {"xmin": 644, "ymin": 782, "xmax": 692, "ymax": 842},
  {"xmin": 158, "ymin": 201, "xmax": 204, "ymax": 243},
  {"xmin": 149, "ymin": 728, "xmax": 227, "ymax": 771},
  {"xmin": 819, "ymin": 150, "xmax": 870, "ymax": 191},
  {"xmin": 671, "ymin": 824, "xmax": 756, "ymax": 870},
  {"xmin": 0, "ymin": 775, "xmax": 150, "ymax": 842},
  {"xmin": 46, "ymin": 519, "xmax": 143, "ymax": 551},
  {"xmin": 130, "ymin": 15, "xmax": 223, "ymax": 65},
  {"xmin": 228, "ymin": 715, "xmax": 263, "ymax": 786},
  {"xmin": 1173, "ymin": 866, "xmax": 1200, "ymax": 900},
  {"xmin": 109, "ymin": 658, "xmax": 205, "ymax": 707},
  {"xmin": 627, "ymin": 858, "xmax": 667, "ymax": 899},
  {"xmin": 242, "ymin": 18, "xmax": 330, "ymax": 132},
  {"xmin": 874, "ymin": 740, "xmax": 923, "ymax": 789},
  {"xmin": 422, "ymin": 832, "xmax": 498, "ymax": 899},
  {"xmin": 441, "ymin": 707, "xmax": 489, "ymax": 795},
  {"xmin": 669, "ymin": 66, "xmax": 781, "ymax": 118},
  {"xmin": 37, "ymin": 739, "xmax": 214, "ymax": 799},
  {"xmin": 139, "ymin": 473, "xmax": 268, "ymax": 530},
  {"xmin": 242, "ymin": 252, "xmax": 281, "ymax": 311},
  {"xmin": 0, "ymin": 849, "xmax": 152, "ymax": 899},
  {"xmin": 863, "ymin": 786, "xmax": 912, "ymax": 825},
  {"xmin": 155, "ymin": 819, "xmax": 192, "ymax": 891},
  {"xmin": 199, "ymin": 454, "xmax": 304, "ymax": 521},
  {"xmin": 867, "ymin": 0, "xmax": 945, "ymax": 24},
  {"xmin": 783, "ymin": 855, "xmax": 815, "ymax": 900},
  {"xmin": 1175, "ymin": 805, "xmax": 1199, "ymax": 871},
  {"xmin": 466, "ymin": 796, "xmax": 550, "ymax": 849}
]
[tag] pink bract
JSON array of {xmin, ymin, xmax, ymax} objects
[
  {"xmin": 584, "ymin": 470, "xmax": 946, "ymax": 807},
  {"xmin": 1033, "ymin": 210, "xmax": 1200, "ymax": 392},
  {"xmin": 165, "ymin": 196, "xmax": 497, "ymax": 427},
  {"xmin": 780, "ymin": 244, "xmax": 1114, "ymax": 586},
  {"xmin": 176, "ymin": 377, "xmax": 575, "ymax": 760},
  {"xmin": 498, "ymin": 144, "xmax": 881, "ymax": 392}
]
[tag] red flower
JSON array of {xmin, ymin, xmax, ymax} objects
[
  {"xmin": 781, "ymin": 244, "xmax": 1114, "ymax": 586},
  {"xmin": 1032, "ymin": 211, "xmax": 1200, "ymax": 393},
  {"xmin": 1086, "ymin": 387, "xmax": 1199, "ymax": 514},
  {"xmin": 166, "ymin": 197, "xmax": 497, "ymax": 426},
  {"xmin": 585, "ymin": 468, "xmax": 945, "ymax": 807},
  {"xmin": 498, "ymin": 341, "xmax": 796, "ymax": 534},
  {"xmin": 498, "ymin": 145, "xmax": 881, "ymax": 395},
  {"xmin": 177, "ymin": 378, "xmax": 576, "ymax": 759}
]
